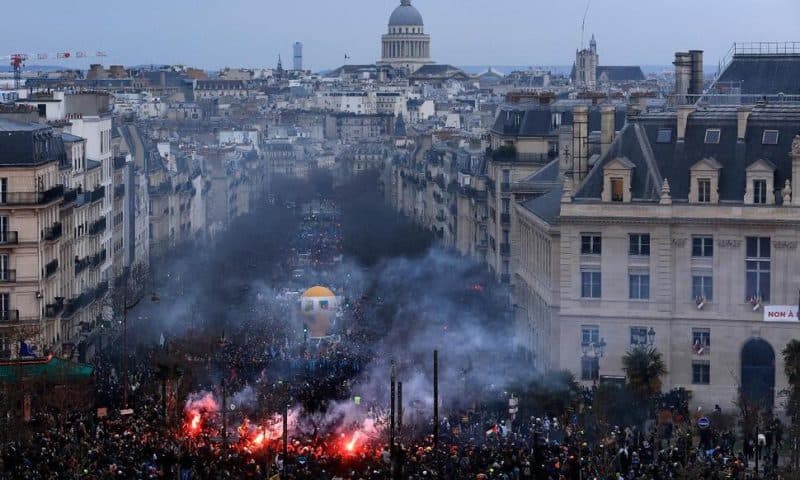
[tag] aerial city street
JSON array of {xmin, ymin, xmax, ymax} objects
[{"xmin": 0, "ymin": 0, "xmax": 799, "ymax": 478}]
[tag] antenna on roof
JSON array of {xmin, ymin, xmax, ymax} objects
[{"xmin": 580, "ymin": 0, "xmax": 592, "ymax": 49}]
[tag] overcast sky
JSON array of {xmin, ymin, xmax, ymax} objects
[{"xmin": 2, "ymin": 0, "xmax": 798, "ymax": 71}]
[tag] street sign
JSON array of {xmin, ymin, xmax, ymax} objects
[{"xmin": 697, "ymin": 416, "xmax": 710, "ymax": 429}]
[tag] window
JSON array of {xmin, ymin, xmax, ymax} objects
[
  {"xmin": 697, "ymin": 178, "xmax": 711, "ymax": 203},
  {"xmin": 582, "ymin": 325, "xmax": 600, "ymax": 345},
  {"xmin": 502, "ymin": 169, "xmax": 511, "ymax": 184},
  {"xmin": 610, "ymin": 177, "xmax": 624, "ymax": 202},
  {"xmin": 502, "ymin": 198, "xmax": 510, "ymax": 214},
  {"xmin": 629, "ymin": 273, "xmax": 650, "ymax": 300},
  {"xmin": 746, "ymin": 237, "xmax": 771, "ymax": 301},
  {"xmin": 581, "ymin": 271, "xmax": 601, "ymax": 298},
  {"xmin": 692, "ymin": 361, "xmax": 710, "ymax": 385},
  {"xmin": 692, "ymin": 275, "xmax": 713, "ymax": 301},
  {"xmin": 630, "ymin": 327, "xmax": 648, "ymax": 346},
  {"xmin": 704, "ymin": 128, "xmax": 721, "ymax": 144},
  {"xmin": 656, "ymin": 129, "xmax": 672, "ymax": 144},
  {"xmin": 0, "ymin": 293, "xmax": 8, "ymax": 319},
  {"xmin": 581, "ymin": 234, "xmax": 601, "ymax": 255},
  {"xmin": 753, "ymin": 179, "xmax": 767, "ymax": 204},
  {"xmin": 692, "ymin": 328, "xmax": 711, "ymax": 348},
  {"xmin": 762, "ymin": 130, "xmax": 779, "ymax": 145},
  {"xmin": 629, "ymin": 234, "xmax": 650, "ymax": 256},
  {"xmin": 692, "ymin": 236, "xmax": 713, "ymax": 257},
  {"xmin": 581, "ymin": 356, "xmax": 599, "ymax": 381},
  {"xmin": 0, "ymin": 178, "xmax": 6, "ymax": 204}
]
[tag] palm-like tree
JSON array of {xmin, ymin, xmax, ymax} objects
[
  {"xmin": 782, "ymin": 340, "xmax": 800, "ymax": 467},
  {"xmin": 783, "ymin": 340, "xmax": 800, "ymax": 398},
  {"xmin": 622, "ymin": 347, "xmax": 668, "ymax": 399}
]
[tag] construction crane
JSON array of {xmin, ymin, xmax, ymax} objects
[{"xmin": 1, "ymin": 50, "xmax": 108, "ymax": 89}]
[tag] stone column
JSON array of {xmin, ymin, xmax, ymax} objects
[{"xmin": 793, "ymin": 135, "xmax": 800, "ymax": 206}]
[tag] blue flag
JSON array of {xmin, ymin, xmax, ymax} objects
[{"xmin": 19, "ymin": 341, "xmax": 33, "ymax": 357}]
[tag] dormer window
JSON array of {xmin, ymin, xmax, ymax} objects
[
  {"xmin": 698, "ymin": 178, "xmax": 711, "ymax": 203},
  {"xmin": 762, "ymin": 130, "xmax": 779, "ymax": 145},
  {"xmin": 601, "ymin": 157, "xmax": 634, "ymax": 203},
  {"xmin": 611, "ymin": 178, "xmax": 624, "ymax": 202},
  {"xmin": 704, "ymin": 129, "xmax": 721, "ymax": 144},
  {"xmin": 753, "ymin": 179, "xmax": 767, "ymax": 204},
  {"xmin": 744, "ymin": 159, "xmax": 776, "ymax": 205},
  {"xmin": 689, "ymin": 158, "xmax": 722, "ymax": 204}
]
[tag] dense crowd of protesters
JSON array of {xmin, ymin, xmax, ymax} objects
[{"xmin": 0, "ymin": 200, "xmax": 792, "ymax": 479}]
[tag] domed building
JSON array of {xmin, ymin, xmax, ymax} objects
[{"xmin": 378, "ymin": 0, "xmax": 433, "ymax": 73}]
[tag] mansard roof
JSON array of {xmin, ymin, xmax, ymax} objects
[{"xmin": 573, "ymin": 105, "xmax": 800, "ymax": 203}]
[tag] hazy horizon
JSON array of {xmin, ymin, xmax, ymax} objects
[{"xmin": 0, "ymin": 0, "xmax": 797, "ymax": 71}]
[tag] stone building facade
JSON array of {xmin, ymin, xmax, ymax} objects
[{"xmin": 515, "ymin": 103, "xmax": 800, "ymax": 412}]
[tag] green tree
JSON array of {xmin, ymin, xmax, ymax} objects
[
  {"xmin": 622, "ymin": 347, "xmax": 668, "ymax": 399},
  {"xmin": 783, "ymin": 339, "xmax": 800, "ymax": 468}
]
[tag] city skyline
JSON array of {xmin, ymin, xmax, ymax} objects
[{"xmin": 0, "ymin": 0, "xmax": 797, "ymax": 71}]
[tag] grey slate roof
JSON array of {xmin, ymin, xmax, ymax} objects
[
  {"xmin": 491, "ymin": 104, "xmax": 626, "ymax": 137},
  {"xmin": 520, "ymin": 159, "xmax": 563, "ymax": 225},
  {"xmin": 574, "ymin": 105, "xmax": 800, "ymax": 203},
  {"xmin": 60, "ymin": 132, "xmax": 84, "ymax": 143},
  {"xmin": 596, "ymin": 66, "xmax": 646, "ymax": 82},
  {"xmin": 410, "ymin": 65, "xmax": 468, "ymax": 80},
  {"xmin": 0, "ymin": 120, "xmax": 66, "ymax": 166},
  {"xmin": 714, "ymin": 54, "xmax": 800, "ymax": 95}
]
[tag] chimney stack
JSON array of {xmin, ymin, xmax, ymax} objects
[
  {"xmin": 737, "ymin": 106, "xmax": 752, "ymax": 142},
  {"xmin": 572, "ymin": 105, "xmax": 589, "ymax": 181},
  {"xmin": 673, "ymin": 52, "xmax": 692, "ymax": 105},
  {"xmin": 689, "ymin": 50, "xmax": 704, "ymax": 96},
  {"xmin": 676, "ymin": 104, "xmax": 696, "ymax": 142},
  {"xmin": 600, "ymin": 105, "xmax": 615, "ymax": 157}
]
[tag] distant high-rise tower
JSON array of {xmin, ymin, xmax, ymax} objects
[
  {"xmin": 293, "ymin": 42, "xmax": 303, "ymax": 71},
  {"xmin": 574, "ymin": 34, "xmax": 598, "ymax": 90}
]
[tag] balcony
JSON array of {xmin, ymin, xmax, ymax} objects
[
  {"xmin": 44, "ymin": 259, "xmax": 58, "ymax": 278},
  {"xmin": 0, "ymin": 231, "xmax": 18, "ymax": 245},
  {"xmin": 0, "ymin": 270, "xmax": 16, "ymax": 283},
  {"xmin": 62, "ymin": 295, "xmax": 86, "ymax": 318},
  {"xmin": 0, "ymin": 185, "xmax": 64, "ymax": 206},
  {"xmin": 500, "ymin": 243, "xmax": 511, "ymax": 256},
  {"xmin": 45, "ymin": 298, "xmax": 65, "ymax": 318},
  {"xmin": 89, "ymin": 217, "xmax": 107, "ymax": 236},
  {"xmin": 63, "ymin": 188, "xmax": 78, "ymax": 204},
  {"xmin": 149, "ymin": 181, "xmax": 171, "ymax": 196},
  {"xmin": 89, "ymin": 249, "xmax": 107, "ymax": 268},
  {"xmin": 114, "ymin": 184, "xmax": 125, "ymax": 199},
  {"xmin": 90, "ymin": 186, "xmax": 105, "ymax": 203},
  {"xmin": 113, "ymin": 156, "xmax": 127, "ymax": 170},
  {"xmin": 75, "ymin": 256, "xmax": 90, "ymax": 275},
  {"xmin": 0, "ymin": 310, "xmax": 23, "ymax": 325},
  {"xmin": 94, "ymin": 280, "xmax": 109, "ymax": 299},
  {"xmin": 43, "ymin": 222, "xmax": 63, "ymax": 242},
  {"xmin": 500, "ymin": 213, "xmax": 511, "ymax": 224}
]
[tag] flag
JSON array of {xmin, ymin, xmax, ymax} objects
[{"xmin": 19, "ymin": 341, "xmax": 33, "ymax": 357}]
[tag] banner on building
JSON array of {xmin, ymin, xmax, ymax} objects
[{"xmin": 763, "ymin": 305, "xmax": 799, "ymax": 322}]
